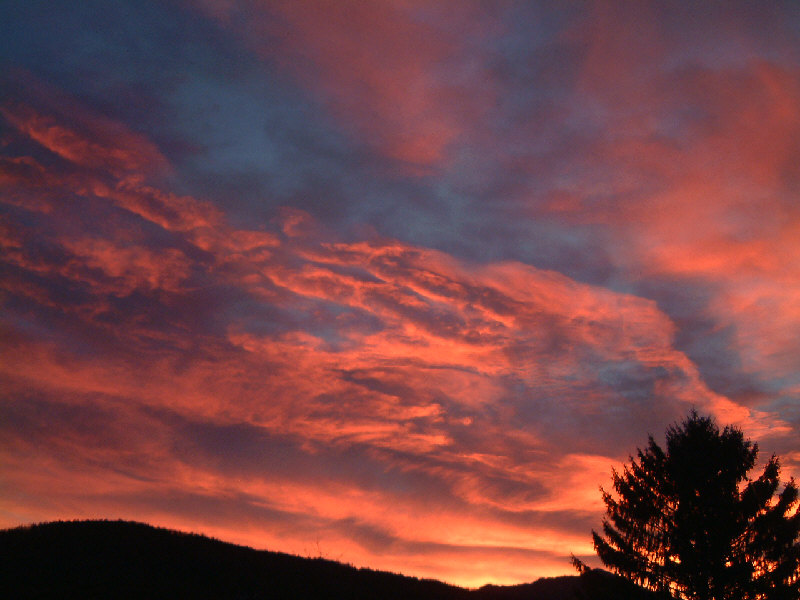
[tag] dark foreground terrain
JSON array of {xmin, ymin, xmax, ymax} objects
[{"xmin": 1, "ymin": 520, "xmax": 662, "ymax": 599}]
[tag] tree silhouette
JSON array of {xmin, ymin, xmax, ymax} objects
[{"xmin": 587, "ymin": 411, "xmax": 800, "ymax": 600}]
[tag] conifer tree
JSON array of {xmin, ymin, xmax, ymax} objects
[{"xmin": 589, "ymin": 411, "xmax": 800, "ymax": 600}]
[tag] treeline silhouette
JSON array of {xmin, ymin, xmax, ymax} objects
[{"xmin": 1, "ymin": 520, "xmax": 661, "ymax": 599}]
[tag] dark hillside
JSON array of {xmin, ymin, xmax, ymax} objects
[
  {"xmin": 0, "ymin": 520, "xmax": 466, "ymax": 600},
  {"xmin": 0, "ymin": 520, "xmax": 663, "ymax": 600},
  {"xmin": 474, "ymin": 570, "xmax": 668, "ymax": 600}
]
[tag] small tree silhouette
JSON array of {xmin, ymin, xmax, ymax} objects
[{"xmin": 586, "ymin": 411, "xmax": 800, "ymax": 600}]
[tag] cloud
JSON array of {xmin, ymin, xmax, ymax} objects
[
  {"xmin": 193, "ymin": 0, "xmax": 499, "ymax": 170},
  {"xmin": 543, "ymin": 52, "xmax": 800, "ymax": 408},
  {"xmin": 398, "ymin": 2, "xmax": 800, "ymax": 423},
  {"xmin": 3, "ymin": 76, "xmax": 793, "ymax": 585},
  {"xmin": 1, "ymin": 70, "xmax": 169, "ymax": 178}
]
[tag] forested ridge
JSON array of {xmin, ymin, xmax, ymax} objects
[{"xmin": 1, "ymin": 520, "xmax": 659, "ymax": 599}]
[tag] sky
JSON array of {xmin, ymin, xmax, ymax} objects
[{"xmin": 2, "ymin": 0, "xmax": 800, "ymax": 588}]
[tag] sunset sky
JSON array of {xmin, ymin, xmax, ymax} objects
[{"xmin": 2, "ymin": 0, "xmax": 800, "ymax": 587}]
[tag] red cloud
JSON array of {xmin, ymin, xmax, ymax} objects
[
  {"xmin": 194, "ymin": 0, "xmax": 497, "ymax": 169},
  {"xmin": 1, "ymin": 71, "xmax": 169, "ymax": 177},
  {"xmin": 2, "ymin": 60, "xmax": 797, "ymax": 588}
]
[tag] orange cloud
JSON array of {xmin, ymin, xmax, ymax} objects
[
  {"xmin": 3, "ymin": 69, "xmax": 797, "ymax": 588},
  {"xmin": 193, "ymin": 0, "xmax": 497, "ymax": 169},
  {"xmin": 1, "ymin": 70, "xmax": 168, "ymax": 178},
  {"xmin": 526, "ymin": 9, "xmax": 800, "ymax": 417}
]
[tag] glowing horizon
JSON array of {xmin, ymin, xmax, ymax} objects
[{"xmin": 2, "ymin": 0, "xmax": 799, "ymax": 587}]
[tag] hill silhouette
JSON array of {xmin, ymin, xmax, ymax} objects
[{"xmin": 1, "ymin": 520, "xmax": 662, "ymax": 599}]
